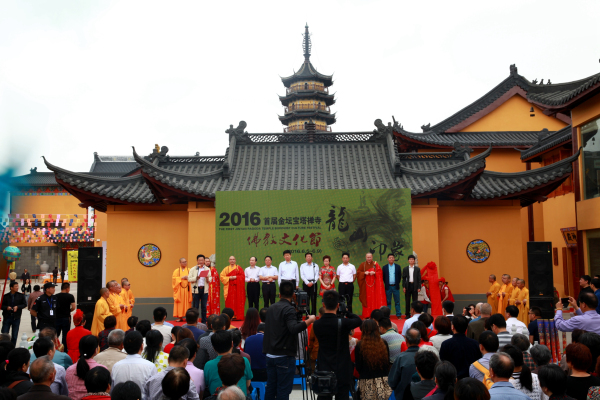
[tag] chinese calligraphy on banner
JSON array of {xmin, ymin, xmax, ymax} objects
[{"xmin": 216, "ymin": 188, "xmax": 412, "ymax": 313}]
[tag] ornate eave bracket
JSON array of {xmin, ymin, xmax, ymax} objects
[{"xmin": 374, "ymin": 118, "xmax": 402, "ymax": 177}]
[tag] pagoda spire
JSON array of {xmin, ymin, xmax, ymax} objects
[{"xmin": 303, "ymin": 24, "xmax": 311, "ymax": 61}]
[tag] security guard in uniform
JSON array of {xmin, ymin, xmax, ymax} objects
[{"xmin": 30, "ymin": 282, "xmax": 58, "ymax": 330}]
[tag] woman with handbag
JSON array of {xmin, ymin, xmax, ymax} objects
[{"xmin": 354, "ymin": 319, "xmax": 393, "ymax": 400}]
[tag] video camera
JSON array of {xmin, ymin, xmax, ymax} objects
[
  {"xmin": 337, "ymin": 294, "xmax": 349, "ymax": 317},
  {"xmin": 292, "ymin": 289, "xmax": 309, "ymax": 319}
]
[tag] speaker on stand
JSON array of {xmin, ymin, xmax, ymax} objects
[
  {"xmin": 527, "ymin": 242, "xmax": 554, "ymax": 319},
  {"xmin": 77, "ymin": 247, "xmax": 103, "ymax": 320}
]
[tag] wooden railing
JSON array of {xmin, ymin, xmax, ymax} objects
[
  {"xmin": 287, "ymin": 85, "xmax": 329, "ymax": 94},
  {"xmin": 284, "ymin": 126, "xmax": 332, "ymax": 133},
  {"xmin": 285, "ymin": 104, "xmax": 330, "ymax": 113}
]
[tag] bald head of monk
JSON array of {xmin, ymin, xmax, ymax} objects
[{"xmin": 100, "ymin": 288, "xmax": 110, "ymax": 299}]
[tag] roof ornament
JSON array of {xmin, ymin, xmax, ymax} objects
[
  {"xmin": 373, "ymin": 119, "xmax": 393, "ymax": 139},
  {"xmin": 539, "ymin": 79, "xmax": 544, "ymax": 85},
  {"xmin": 392, "ymin": 116, "xmax": 403, "ymax": 131},
  {"xmin": 94, "ymin": 152, "xmax": 100, "ymax": 162},
  {"xmin": 532, "ymin": 79, "xmax": 538, "ymax": 84},
  {"xmin": 547, "ymin": 79, "xmax": 552, "ymax": 85},
  {"xmin": 510, "ymin": 64, "xmax": 518, "ymax": 77},
  {"xmin": 29, "ymin": 167, "xmax": 37, "ymax": 174},
  {"xmin": 421, "ymin": 123, "xmax": 431, "ymax": 132},
  {"xmin": 537, "ymin": 128, "xmax": 550, "ymax": 142},
  {"xmin": 226, "ymin": 121, "xmax": 250, "ymax": 143},
  {"xmin": 146, "ymin": 145, "xmax": 169, "ymax": 162},
  {"xmin": 303, "ymin": 24, "xmax": 312, "ymax": 61},
  {"xmin": 451, "ymin": 142, "xmax": 474, "ymax": 160}
]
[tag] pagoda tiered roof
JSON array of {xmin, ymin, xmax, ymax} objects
[
  {"xmin": 278, "ymin": 91, "xmax": 335, "ymax": 106},
  {"xmin": 41, "ymin": 120, "xmax": 579, "ymax": 211}
]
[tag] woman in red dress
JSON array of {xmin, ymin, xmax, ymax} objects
[
  {"xmin": 439, "ymin": 277, "xmax": 455, "ymax": 303},
  {"xmin": 319, "ymin": 255, "xmax": 336, "ymax": 295},
  {"xmin": 207, "ymin": 258, "xmax": 221, "ymax": 316}
]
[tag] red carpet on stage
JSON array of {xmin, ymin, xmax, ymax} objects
[{"xmin": 168, "ymin": 315, "xmax": 406, "ymax": 338}]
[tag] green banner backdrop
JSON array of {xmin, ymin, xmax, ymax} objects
[{"xmin": 215, "ymin": 188, "xmax": 412, "ymax": 315}]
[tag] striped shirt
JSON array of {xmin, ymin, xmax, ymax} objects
[
  {"xmin": 497, "ymin": 331, "xmax": 514, "ymax": 350},
  {"xmin": 381, "ymin": 329, "xmax": 405, "ymax": 363}
]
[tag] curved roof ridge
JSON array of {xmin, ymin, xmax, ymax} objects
[
  {"xmin": 402, "ymin": 145, "xmax": 491, "ymax": 176},
  {"xmin": 132, "ymin": 147, "xmax": 224, "ymax": 178},
  {"xmin": 42, "ymin": 156, "xmax": 142, "ymax": 182},
  {"xmin": 417, "ymin": 71, "xmax": 531, "ymax": 134},
  {"xmin": 485, "ymin": 147, "xmax": 580, "ymax": 178}
]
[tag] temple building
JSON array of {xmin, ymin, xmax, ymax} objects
[
  {"xmin": 278, "ymin": 25, "xmax": 336, "ymax": 132},
  {"xmin": 2, "ymin": 26, "xmax": 598, "ymax": 319}
]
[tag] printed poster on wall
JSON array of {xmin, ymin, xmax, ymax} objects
[{"xmin": 67, "ymin": 250, "xmax": 78, "ymax": 282}]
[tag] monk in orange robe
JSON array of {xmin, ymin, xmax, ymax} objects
[
  {"xmin": 515, "ymin": 279, "xmax": 530, "ymax": 325},
  {"xmin": 220, "ymin": 256, "xmax": 245, "ymax": 320},
  {"xmin": 357, "ymin": 253, "xmax": 386, "ymax": 318},
  {"xmin": 497, "ymin": 274, "xmax": 513, "ymax": 315},
  {"xmin": 486, "ymin": 274, "xmax": 501, "ymax": 312},
  {"xmin": 172, "ymin": 258, "xmax": 192, "ymax": 322},
  {"xmin": 106, "ymin": 280, "xmax": 126, "ymax": 330},
  {"xmin": 120, "ymin": 279, "xmax": 135, "ymax": 322},
  {"xmin": 508, "ymin": 277, "xmax": 520, "ymax": 306},
  {"xmin": 91, "ymin": 288, "xmax": 112, "ymax": 336}
]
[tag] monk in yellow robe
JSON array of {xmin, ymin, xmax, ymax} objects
[
  {"xmin": 91, "ymin": 288, "xmax": 113, "ymax": 336},
  {"xmin": 105, "ymin": 280, "xmax": 126, "ymax": 330},
  {"xmin": 120, "ymin": 279, "xmax": 135, "ymax": 321},
  {"xmin": 486, "ymin": 274, "xmax": 501, "ymax": 312},
  {"xmin": 114, "ymin": 284, "xmax": 129, "ymax": 330},
  {"xmin": 172, "ymin": 258, "xmax": 191, "ymax": 322},
  {"xmin": 515, "ymin": 279, "xmax": 529, "ymax": 324},
  {"xmin": 508, "ymin": 277, "xmax": 520, "ymax": 306},
  {"xmin": 497, "ymin": 274, "xmax": 513, "ymax": 315}
]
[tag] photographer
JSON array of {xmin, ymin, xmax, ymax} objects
[
  {"xmin": 263, "ymin": 281, "xmax": 316, "ymax": 400},
  {"xmin": 313, "ymin": 290, "xmax": 362, "ymax": 400}
]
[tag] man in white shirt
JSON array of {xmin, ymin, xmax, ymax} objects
[
  {"xmin": 188, "ymin": 254, "xmax": 211, "ymax": 323},
  {"xmin": 505, "ymin": 305, "xmax": 529, "ymax": 335},
  {"xmin": 278, "ymin": 250, "xmax": 299, "ymax": 289},
  {"xmin": 336, "ymin": 252, "xmax": 357, "ymax": 314},
  {"xmin": 151, "ymin": 307, "xmax": 173, "ymax": 349},
  {"xmin": 112, "ymin": 331, "xmax": 158, "ymax": 399},
  {"xmin": 300, "ymin": 252, "xmax": 320, "ymax": 315},
  {"xmin": 402, "ymin": 301, "xmax": 425, "ymax": 337},
  {"xmin": 245, "ymin": 257, "xmax": 261, "ymax": 309},
  {"xmin": 259, "ymin": 256, "xmax": 278, "ymax": 308}
]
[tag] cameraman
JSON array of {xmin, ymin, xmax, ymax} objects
[
  {"xmin": 313, "ymin": 290, "xmax": 362, "ymax": 400},
  {"xmin": 263, "ymin": 281, "xmax": 316, "ymax": 400}
]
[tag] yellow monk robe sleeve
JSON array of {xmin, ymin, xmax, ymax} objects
[
  {"xmin": 129, "ymin": 289, "xmax": 135, "ymax": 307},
  {"xmin": 220, "ymin": 267, "xmax": 231, "ymax": 300},
  {"xmin": 106, "ymin": 293, "xmax": 121, "ymax": 316}
]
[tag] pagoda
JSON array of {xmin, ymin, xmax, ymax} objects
[{"xmin": 278, "ymin": 25, "xmax": 336, "ymax": 132}]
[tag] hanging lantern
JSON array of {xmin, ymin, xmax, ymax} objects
[{"xmin": 2, "ymin": 246, "xmax": 21, "ymax": 270}]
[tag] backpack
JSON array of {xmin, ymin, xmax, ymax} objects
[{"xmin": 472, "ymin": 361, "xmax": 494, "ymax": 389}]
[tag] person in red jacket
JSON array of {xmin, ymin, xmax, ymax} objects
[
  {"xmin": 439, "ymin": 277, "xmax": 455, "ymax": 303},
  {"xmin": 67, "ymin": 309, "xmax": 92, "ymax": 362}
]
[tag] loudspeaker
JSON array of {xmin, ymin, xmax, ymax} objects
[
  {"xmin": 527, "ymin": 241, "xmax": 554, "ymax": 319},
  {"xmin": 77, "ymin": 247, "xmax": 103, "ymax": 305}
]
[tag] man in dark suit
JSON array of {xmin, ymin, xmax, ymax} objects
[
  {"xmin": 1, "ymin": 281, "xmax": 28, "ymax": 345},
  {"xmin": 402, "ymin": 255, "xmax": 421, "ymax": 318},
  {"xmin": 467, "ymin": 303, "xmax": 492, "ymax": 342},
  {"xmin": 382, "ymin": 254, "xmax": 403, "ymax": 319},
  {"xmin": 440, "ymin": 316, "xmax": 482, "ymax": 380},
  {"xmin": 313, "ymin": 289, "xmax": 362, "ymax": 400}
]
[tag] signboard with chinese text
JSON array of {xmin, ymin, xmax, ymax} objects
[
  {"xmin": 560, "ymin": 227, "xmax": 577, "ymax": 248},
  {"xmin": 216, "ymin": 188, "xmax": 412, "ymax": 313},
  {"xmin": 67, "ymin": 250, "xmax": 78, "ymax": 281}
]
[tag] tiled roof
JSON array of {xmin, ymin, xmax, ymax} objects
[
  {"xmin": 393, "ymin": 128, "xmax": 540, "ymax": 148},
  {"xmin": 518, "ymin": 126, "xmax": 573, "ymax": 160},
  {"xmin": 43, "ymin": 158, "xmax": 156, "ymax": 205},
  {"xmin": 89, "ymin": 154, "xmax": 139, "ymax": 175},
  {"xmin": 471, "ymin": 149, "xmax": 579, "ymax": 206},
  {"xmin": 278, "ymin": 91, "xmax": 335, "ymax": 106},
  {"xmin": 527, "ymin": 73, "xmax": 600, "ymax": 107},
  {"xmin": 11, "ymin": 172, "xmax": 60, "ymax": 187},
  {"xmin": 281, "ymin": 61, "xmax": 333, "ymax": 87}
]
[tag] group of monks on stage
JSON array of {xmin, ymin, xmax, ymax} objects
[
  {"xmin": 91, "ymin": 278, "xmax": 135, "ymax": 335},
  {"xmin": 486, "ymin": 273, "xmax": 530, "ymax": 324}
]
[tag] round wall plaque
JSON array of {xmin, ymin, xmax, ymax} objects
[
  {"xmin": 138, "ymin": 244, "xmax": 161, "ymax": 267},
  {"xmin": 466, "ymin": 239, "xmax": 490, "ymax": 263}
]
